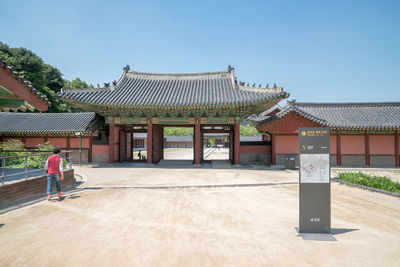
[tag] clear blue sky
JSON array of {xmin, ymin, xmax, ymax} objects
[{"xmin": 1, "ymin": 0, "xmax": 399, "ymax": 103}]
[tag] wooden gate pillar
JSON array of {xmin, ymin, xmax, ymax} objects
[
  {"xmin": 109, "ymin": 123, "xmax": 115, "ymax": 163},
  {"xmin": 119, "ymin": 129, "xmax": 126, "ymax": 162},
  {"xmin": 147, "ymin": 120, "xmax": 153, "ymax": 164},
  {"xmin": 194, "ymin": 120, "xmax": 201, "ymax": 165},
  {"xmin": 271, "ymin": 134, "xmax": 276, "ymax": 165},
  {"xmin": 234, "ymin": 123, "xmax": 240, "ymax": 165},
  {"xmin": 395, "ymin": 131, "xmax": 399, "ymax": 167},
  {"xmin": 337, "ymin": 133, "xmax": 342, "ymax": 166},
  {"xmin": 88, "ymin": 136, "xmax": 93, "ymax": 163},
  {"xmin": 365, "ymin": 132, "xmax": 370, "ymax": 166}
]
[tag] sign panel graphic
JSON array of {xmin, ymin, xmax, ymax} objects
[
  {"xmin": 300, "ymin": 154, "xmax": 329, "ymax": 183},
  {"xmin": 298, "ymin": 127, "xmax": 331, "ymax": 233}
]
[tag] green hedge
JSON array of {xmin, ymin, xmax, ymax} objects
[
  {"xmin": 0, "ymin": 139, "xmax": 67, "ymax": 169},
  {"xmin": 338, "ymin": 172, "xmax": 400, "ymax": 194}
]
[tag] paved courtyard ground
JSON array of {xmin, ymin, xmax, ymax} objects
[{"xmin": 1, "ymin": 165, "xmax": 400, "ymax": 266}]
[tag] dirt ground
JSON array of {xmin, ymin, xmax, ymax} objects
[{"xmin": 1, "ymin": 166, "xmax": 400, "ymax": 266}]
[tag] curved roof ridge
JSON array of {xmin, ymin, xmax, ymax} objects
[
  {"xmin": 125, "ymin": 69, "xmax": 231, "ymax": 80},
  {"xmin": 59, "ymin": 87, "xmax": 113, "ymax": 94},
  {"xmin": 292, "ymin": 101, "xmax": 400, "ymax": 107},
  {"xmin": 58, "ymin": 66, "xmax": 289, "ymax": 108},
  {"xmin": 238, "ymin": 85, "xmax": 284, "ymax": 94},
  {"xmin": 287, "ymin": 105, "xmax": 328, "ymax": 125}
]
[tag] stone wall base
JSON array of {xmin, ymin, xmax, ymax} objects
[
  {"xmin": 341, "ymin": 155, "xmax": 365, "ymax": 167},
  {"xmin": 0, "ymin": 169, "xmax": 75, "ymax": 209},
  {"xmin": 276, "ymin": 154, "xmax": 299, "ymax": 167},
  {"xmin": 93, "ymin": 153, "xmax": 109, "ymax": 163},
  {"xmin": 240, "ymin": 153, "xmax": 271, "ymax": 164},
  {"xmin": 70, "ymin": 149, "xmax": 89, "ymax": 163},
  {"xmin": 370, "ymin": 155, "xmax": 395, "ymax": 167}
]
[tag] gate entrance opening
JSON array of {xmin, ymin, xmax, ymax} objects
[
  {"xmin": 131, "ymin": 132, "xmax": 147, "ymax": 161},
  {"xmin": 163, "ymin": 127, "xmax": 194, "ymax": 160},
  {"xmin": 203, "ymin": 133, "xmax": 230, "ymax": 161}
]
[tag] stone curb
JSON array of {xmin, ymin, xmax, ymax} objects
[
  {"xmin": 75, "ymin": 173, "xmax": 88, "ymax": 182},
  {"xmin": 333, "ymin": 178, "xmax": 400, "ymax": 198}
]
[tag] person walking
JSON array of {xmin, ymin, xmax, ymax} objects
[{"xmin": 45, "ymin": 148, "xmax": 64, "ymax": 200}]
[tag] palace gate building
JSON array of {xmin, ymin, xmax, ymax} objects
[{"xmin": 57, "ymin": 65, "xmax": 289, "ymax": 165}]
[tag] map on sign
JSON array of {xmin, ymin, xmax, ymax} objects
[{"xmin": 300, "ymin": 154, "xmax": 330, "ymax": 183}]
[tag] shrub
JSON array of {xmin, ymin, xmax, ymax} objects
[
  {"xmin": 338, "ymin": 172, "xmax": 400, "ymax": 194},
  {"xmin": 0, "ymin": 139, "xmax": 25, "ymax": 167},
  {"xmin": 0, "ymin": 140, "xmax": 67, "ymax": 169},
  {"xmin": 27, "ymin": 142, "xmax": 54, "ymax": 168}
]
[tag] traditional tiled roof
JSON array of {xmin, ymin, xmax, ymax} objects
[
  {"xmin": 246, "ymin": 104, "xmax": 283, "ymax": 123},
  {"xmin": 249, "ymin": 101, "xmax": 400, "ymax": 130},
  {"xmin": 0, "ymin": 112, "xmax": 103, "ymax": 134},
  {"xmin": 58, "ymin": 66, "xmax": 289, "ymax": 108},
  {"xmin": 0, "ymin": 54, "xmax": 51, "ymax": 107}
]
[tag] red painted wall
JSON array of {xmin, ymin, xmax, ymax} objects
[
  {"xmin": 341, "ymin": 135, "xmax": 365, "ymax": 155},
  {"xmin": 70, "ymin": 137, "xmax": 90, "ymax": 149},
  {"xmin": 257, "ymin": 111, "xmax": 321, "ymax": 134},
  {"xmin": 93, "ymin": 144, "xmax": 108, "ymax": 154},
  {"xmin": 369, "ymin": 135, "xmax": 395, "ymax": 155},
  {"xmin": 25, "ymin": 137, "xmax": 45, "ymax": 148},
  {"xmin": 275, "ymin": 135, "xmax": 298, "ymax": 154},
  {"xmin": 47, "ymin": 138, "xmax": 67, "ymax": 148},
  {"xmin": 3, "ymin": 137, "xmax": 22, "ymax": 142},
  {"xmin": 330, "ymin": 135, "xmax": 337, "ymax": 154},
  {"xmin": 240, "ymin": 145, "xmax": 271, "ymax": 154}
]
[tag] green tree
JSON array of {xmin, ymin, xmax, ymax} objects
[
  {"xmin": 0, "ymin": 42, "xmax": 88, "ymax": 113},
  {"xmin": 164, "ymin": 127, "xmax": 193, "ymax": 136},
  {"xmin": 240, "ymin": 124, "xmax": 261, "ymax": 136},
  {"xmin": 65, "ymin": 77, "xmax": 90, "ymax": 89},
  {"xmin": 43, "ymin": 64, "xmax": 64, "ymax": 93}
]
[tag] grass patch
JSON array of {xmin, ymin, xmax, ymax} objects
[{"xmin": 338, "ymin": 172, "xmax": 400, "ymax": 194}]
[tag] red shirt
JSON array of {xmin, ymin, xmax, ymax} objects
[{"xmin": 47, "ymin": 155, "xmax": 62, "ymax": 174}]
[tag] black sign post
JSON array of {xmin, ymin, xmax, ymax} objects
[{"xmin": 299, "ymin": 128, "xmax": 331, "ymax": 233}]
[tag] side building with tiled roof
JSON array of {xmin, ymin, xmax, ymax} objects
[
  {"xmin": 0, "ymin": 112, "xmax": 104, "ymax": 163},
  {"xmin": 247, "ymin": 101, "xmax": 400, "ymax": 167}
]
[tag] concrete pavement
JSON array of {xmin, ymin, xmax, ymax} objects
[{"xmin": 0, "ymin": 166, "xmax": 399, "ymax": 266}]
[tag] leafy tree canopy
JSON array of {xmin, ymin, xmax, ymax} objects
[
  {"xmin": 163, "ymin": 125, "xmax": 260, "ymax": 136},
  {"xmin": 65, "ymin": 77, "xmax": 90, "ymax": 89},
  {"xmin": 240, "ymin": 124, "xmax": 261, "ymax": 136},
  {"xmin": 164, "ymin": 127, "xmax": 193, "ymax": 136},
  {"xmin": 0, "ymin": 42, "xmax": 88, "ymax": 112}
]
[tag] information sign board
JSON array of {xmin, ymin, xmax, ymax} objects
[{"xmin": 299, "ymin": 128, "xmax": 331, "ymax": 233}]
